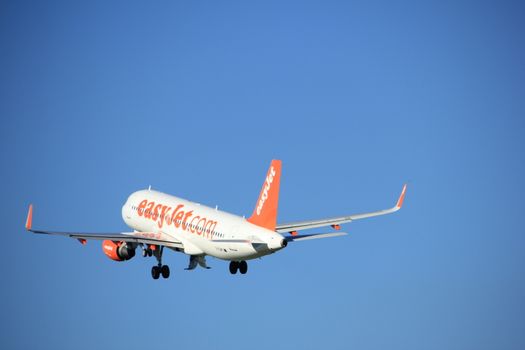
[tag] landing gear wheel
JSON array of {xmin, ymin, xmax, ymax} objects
[
  {"xmin": 229, "ymin": 261, "xmax": 239, "ymax": 274},
  {"xmin": 239, "ymin": 260, "xmax": 248, "ymax": 274},
  {"xmin": 151, "ymin": 246, "xmax": 166, "ymax": 279},
  {"xmin": 161, "ymin": 265, "xmax": 170, "ymax": 279},
  {"xmin": 151, "ymin": 266, "xmax": 160, "ymax": 279}
]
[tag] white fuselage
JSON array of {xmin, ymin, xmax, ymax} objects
[{"xmin": 121, "ymin": 190, "xmax": 286, "ymax": 261}]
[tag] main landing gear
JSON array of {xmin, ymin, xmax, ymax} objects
[
  {"xmin": 151, "ymin": 264, "xmax": 170, "ymax": 280},
  {"xmin": 146, "ymin": 245, "xmax": 170, "ymax": 280},
  {"xmin": 229, "ymin": 261, "xmax": 248, "ymax": 275},
  {"xmin": 142, "ymin": 247, "xmax": 153, "ymax": 257}
]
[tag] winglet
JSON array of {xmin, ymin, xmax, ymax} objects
[
  {"xmin": 396, "ymin": 184, "xmax": 407, "ymax": 209},
  {"xmin": 25, "ymin": 204, "xmax": 33, "ymax": 231}
]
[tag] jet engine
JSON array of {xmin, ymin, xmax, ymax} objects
[{"xmin": 102, "ymin": 240, "xmax": 136, "ymax": 261}]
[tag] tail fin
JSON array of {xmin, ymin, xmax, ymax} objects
[{"xmin": 247, "ymin": 160, "xmax": 282, "ymax": 231}]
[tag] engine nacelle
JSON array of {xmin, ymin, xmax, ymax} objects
[{"xmin": 102, "ymin": 240, "xmax": 136, "ymax": 261}]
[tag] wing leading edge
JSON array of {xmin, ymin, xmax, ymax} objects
[{"xmin": 276, "ymin": 184, "xmax": 407, "ymax": 234}]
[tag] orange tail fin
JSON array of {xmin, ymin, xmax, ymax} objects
[{"xmin": 247, "ymin": 160, "xmax": 282, "ymax": 231}]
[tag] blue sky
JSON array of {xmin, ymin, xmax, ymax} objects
[{"xmin": 1, "ymin": 1, "xmax": 524, "ymax": 349}]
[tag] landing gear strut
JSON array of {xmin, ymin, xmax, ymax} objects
[
  {"xmin": 229, "ymin": 261, "xmax": 248, "ymax": 275},
  {"xmin": 150, "ymin": 246, "xmax": 170, "ymax": 280}
]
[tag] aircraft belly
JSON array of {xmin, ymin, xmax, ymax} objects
[{"xmin": 203, "ymin": 240, "xmax": 272, "ymax": 260}]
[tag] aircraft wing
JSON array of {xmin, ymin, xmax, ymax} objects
[
  {"xmin": 24, "ymin": 205, "xmax": 184, "ymax": 249},
  {"xmin": 276, "ymin": 184, "xmax": 406, "ymax": 234}
]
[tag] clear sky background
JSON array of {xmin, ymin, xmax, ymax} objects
[{"xmin": 1, "ymin": 1, "xmax": 524, "ymax": 349}]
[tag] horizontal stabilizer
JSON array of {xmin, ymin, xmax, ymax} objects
[{"xmin": 285, "ymin": 232, "xmax": 347, "ymax": 242}]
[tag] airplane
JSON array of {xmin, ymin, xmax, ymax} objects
[{"xmin": 24, "ymin": 160, "xmax": 407, "ymax": 279}]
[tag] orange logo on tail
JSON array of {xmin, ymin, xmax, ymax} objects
[
  {"xmin": 248, "ymin": 160, "xmax": 282, "ymax": 231},
  {"xmin": 256, "ymin": 166, "xmax": 276, "ymax": 215}
]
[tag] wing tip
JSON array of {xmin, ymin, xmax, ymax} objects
[
  {"xmin": 25, "ymin": 204, "xmax": 33, "ymax": 231},
  {"xmin": 395, "ymin": 184, "xmax": 407, "ymax": 209}
]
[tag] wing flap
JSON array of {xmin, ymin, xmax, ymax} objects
[{"xmin": 29, "ymin": 229, "xmax": 184, "ymax": 249}]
